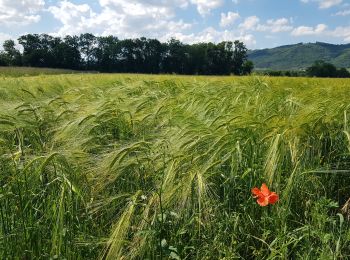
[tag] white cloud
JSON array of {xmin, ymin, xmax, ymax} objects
[
  {"xmin": 175, "ymin": 27, "xmax": 256, "ymax": 47},
  {"xmin": 330, "ymin": 26, "xmax": 350, "ymax": 42},
  {"xmin": 48, "ymin": 0, "xmax": 192, "ymax": 40},
  {"xmin": 48, "ymin": 0, "xmax": 350, "ymax": 47},
  {"xmin": 190, "ymin": 0, "xmax": 224, "ymax": 16},
  {"xmin": 98, "ymin": 0, "xmax": 192, "ymax": 39},
  {"xmin": 239, "ymin": 16, "xmax": 293, "ymax": 33},
  {"xmin": 256, "ymin": 18, "xmax": 293, "ymax": 33},
  {"xmin": 319, "ymin": 0, "xmax": 342, "ymax": 8},
  {"xmin": 220, "ymin": 11, "xmax": 240, "ymax": 27},
  {"xmin": 239, "ymin": 16, "xmax": 260, "ymax": 30},
  {"xmin": 291, "ymin": 23, "xmax": 350, "ymax": 42},
  {"xmin": 291, "ymin": 24, "xmax": 327, "ymax": 36},
  {"xmin": 236, "ymin": 33, "xmax": 256, "ymax": 47},
  {"xmin": 0, "ymin": 0, "xmax": 45, "ymax": 26},
  {"xmin": 333, "ymin": 9, "xmax": 350, "ymax": 16},
  {"xmin": 100, "ymin": 0, "xmax": 189, "ymax": 9},
  {"xmin": 99, "ymin": 0, "xmax": 187, "ymax": 17},
  {"xmin": 300, "ymin": 0, "xmax": 342, "ymax": 9},
  {"xmin": 48, "ymin": 1, "xmax": 95, "ymax": 35}
]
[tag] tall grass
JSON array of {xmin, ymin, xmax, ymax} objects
[{"xmin": 1, "ymin": 74, "xmax": 350, "ymax": 259}]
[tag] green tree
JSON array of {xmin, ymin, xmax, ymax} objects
[
  {"xmin": 0, "ymin": 52, "xmax": 7, "ymax": 65},
  {"xmin": 14, "ymin": 33, "xmax": 254, "ymax": 75},
  {"xmin": 185, "ymin": 43, "xmax": 208, "ymax": 74},
  {"xmin": 95, "ymin": 36, "xmax": 120, "ymax": 72},
  {"xmin": 206, "ymin": 42, "xmax": 233, "ymax": 75},
  {"xmin": 306, "ymin": 61, "xmax": 337, "ymax": 77},
  {"xmin": 61, "ymin": 35, "xmax": 81, "ymax": 69},
  {"xmin": 232, "ymin": 40, "xmax": 248, "ymax": 75},
  {"xmin": 336, "ymin": 68, "xmax": 350, "ymax": 78},
  {"xmin": 18, "ymin": 34, "xmax": 53, "ymax": 67},
  {"xmin": 142, "ymin": 38, "xmax": 163, "ymax": 74},
  {"xmin": 162, "ymin": 38, "xmax": 187, "ymax": 74},
  {"xmin": 242, "ymin": 60, "xmax": 254, "ymax": 75},
  {"xmin": 2, "ymin": 40, "xmax": 21, "ymax": 66},
  {"xmin": 79, "ymin": 33, "xmax": 97, "ymax": 70}
]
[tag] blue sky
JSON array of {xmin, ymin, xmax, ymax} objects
[{"xmin": 0, "ymin": 0, "xmax": 350, "ymax": 49}]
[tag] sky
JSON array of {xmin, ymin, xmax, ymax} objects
[{"xmin": 0, "ymin": 0, "xmax": 350, "ymax": 49}]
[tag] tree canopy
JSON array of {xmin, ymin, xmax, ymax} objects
[
  {"xmin": 306, "ymin": 60, "xmax": 350, "ymax": 78},
  {"xmin": 0, "ymin": 33, "xmax": 253, "ymax": 75}
]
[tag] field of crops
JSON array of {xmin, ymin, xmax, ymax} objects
[
  {"xmin": 1, "ymin": 73, "xmax": 350, "ymax": 259},
  {"xmin": 0, "ymin": 66, "xmax": 81, "ymax": 78}
]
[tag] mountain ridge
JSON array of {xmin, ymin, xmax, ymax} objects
[{"xmin": 248, "ymin": 42, "xmax": 350, "ymax": 70}]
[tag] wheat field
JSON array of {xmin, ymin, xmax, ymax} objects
[{"xmin": 1, "ymin": 73, "xmax": 350, "ymax": 259}]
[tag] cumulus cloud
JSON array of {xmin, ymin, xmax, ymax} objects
[
  {"xmin": 48, "ymin": 1, "xmax": 96, "ymax": 36},
  {"xmin": 239, "ymin": 16, "xmax": 260, "ymax": 30},
  {"xmin": 173, "ymin": 27, "xmax": 256, "ymax": 47},
  {"xmin": 330, "ymin": 26, "xmax": 350, "ymax": 42},
  {"xmin": 0, "ymin": 0, "xmax": 45, "ymax": 26},
  {"xmin": 220, "ymin": 11, "xmax": 240, "ymax": 27},
  {"xmin": 47, "ymin": 0, "xmax": 350, "ymax": 47},
  {"xmin": 300, "ymin": 0, "xmax": 342, "ymax": 9},
  {"xmin": 333, "ymin": 9, "xmax": 350, "ymax": 16},
  {"xmin": 98, "ymin": 0, "xmax": 192, "ymax": 39},
  {"xmin": 239, "ymin": 16, "xmax": 293, "ymax": 33},
  {"xmin": 290, "ymin": 23, "xmax": 350, "ymax": 42},
  {"xmin": 100, "ymin": 0, "xmax": 189, "ymax": 9},
  {"xmin": 318, "ymin": 0, "xmax": 342, "ymax": 8},
  {"xmin": 48, "ymin": 0, "xmax": 255, "ymax": 48},
  {"xmin": 256, "ymin": 18, "xmax": 293, "ymax": 33},
  {"xmin": 190, "ymin": 0, "xmax": 224, "ymax": 16},
  {"xmin": 48, "ymin": 0, "xmax": 192, "ymax": 40},
  {"xmin": 291, "ymin": 24, "xmax": 327, "ymax": 36}
]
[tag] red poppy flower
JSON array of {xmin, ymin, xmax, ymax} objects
[{"xmin": 251, "ymin": 183, "xmax": 279, "ymax": 206}]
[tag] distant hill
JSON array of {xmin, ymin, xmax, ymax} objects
[{"xmin": 248, "ymin": 42, "xmax": 350, "ymax": 70}]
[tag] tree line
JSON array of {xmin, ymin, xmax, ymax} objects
[
  {"xmin": 306, "ymin": 60, "xmax": 350, "ymax": 78},
  {"xmin": 256, "ymin": 60, "xmax": 350, "ymax": 78},
  {"xmin": 0, "ymin": 33, "xmax": 254, "ymax": 75}
]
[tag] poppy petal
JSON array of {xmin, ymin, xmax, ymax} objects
[
  {"xmin": 257, "ymin": 197, "xmax": 269, "ymax": 206},
  {"xmin": 260, "ymin": 183, "xmax": 271, "ymax": 197},
  {"xmin": 251, "ymin": 187, "xmax": 261, "ymax": 197},
  {"xmin": 268, "ymin": 193, "xmax": 279, "ymax": 204}
]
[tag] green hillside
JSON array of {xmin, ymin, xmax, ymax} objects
[{"xmin": 248, "ymin": 42, "xmax": 350, "ymax": 70}]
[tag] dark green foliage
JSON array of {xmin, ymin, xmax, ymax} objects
[
  {"xmin": 17, "ymin": 34, "xmax": 82, "ymax": 70},
  {"xmin": 337, "ymin": 68, "xmax": 350, "ymax": 78},
  {"xmin": 255, "ymin": 70, "xmax": 306, "ymax": 77},
  {"xmin": 232, "ymin": 40, "xmax": 248, "ymax": 75},
  {"xmin": 1, "ymin": 40, "xmax": 22, "ymax": 66},
  {"xmin": 2, "ymin": 33, "xmax": 252, "ymax": 75},
  {"xmin": 255, "ymin": 64, "xmax": 349, "ymax": 78},
  {"xmin": 79, "ymin": 33, "xmax": 97, "ymax": 70},
  {"xmin": 242, "ymin": 60, "xmax": 254, "ymax": 75},
  {"xmin": 306, "ymin": 61, "xmax": 350, "ymax": 78},
  {"xmin": 0, "ymin": 53, "xmax": 8, "ymax": 66}
]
